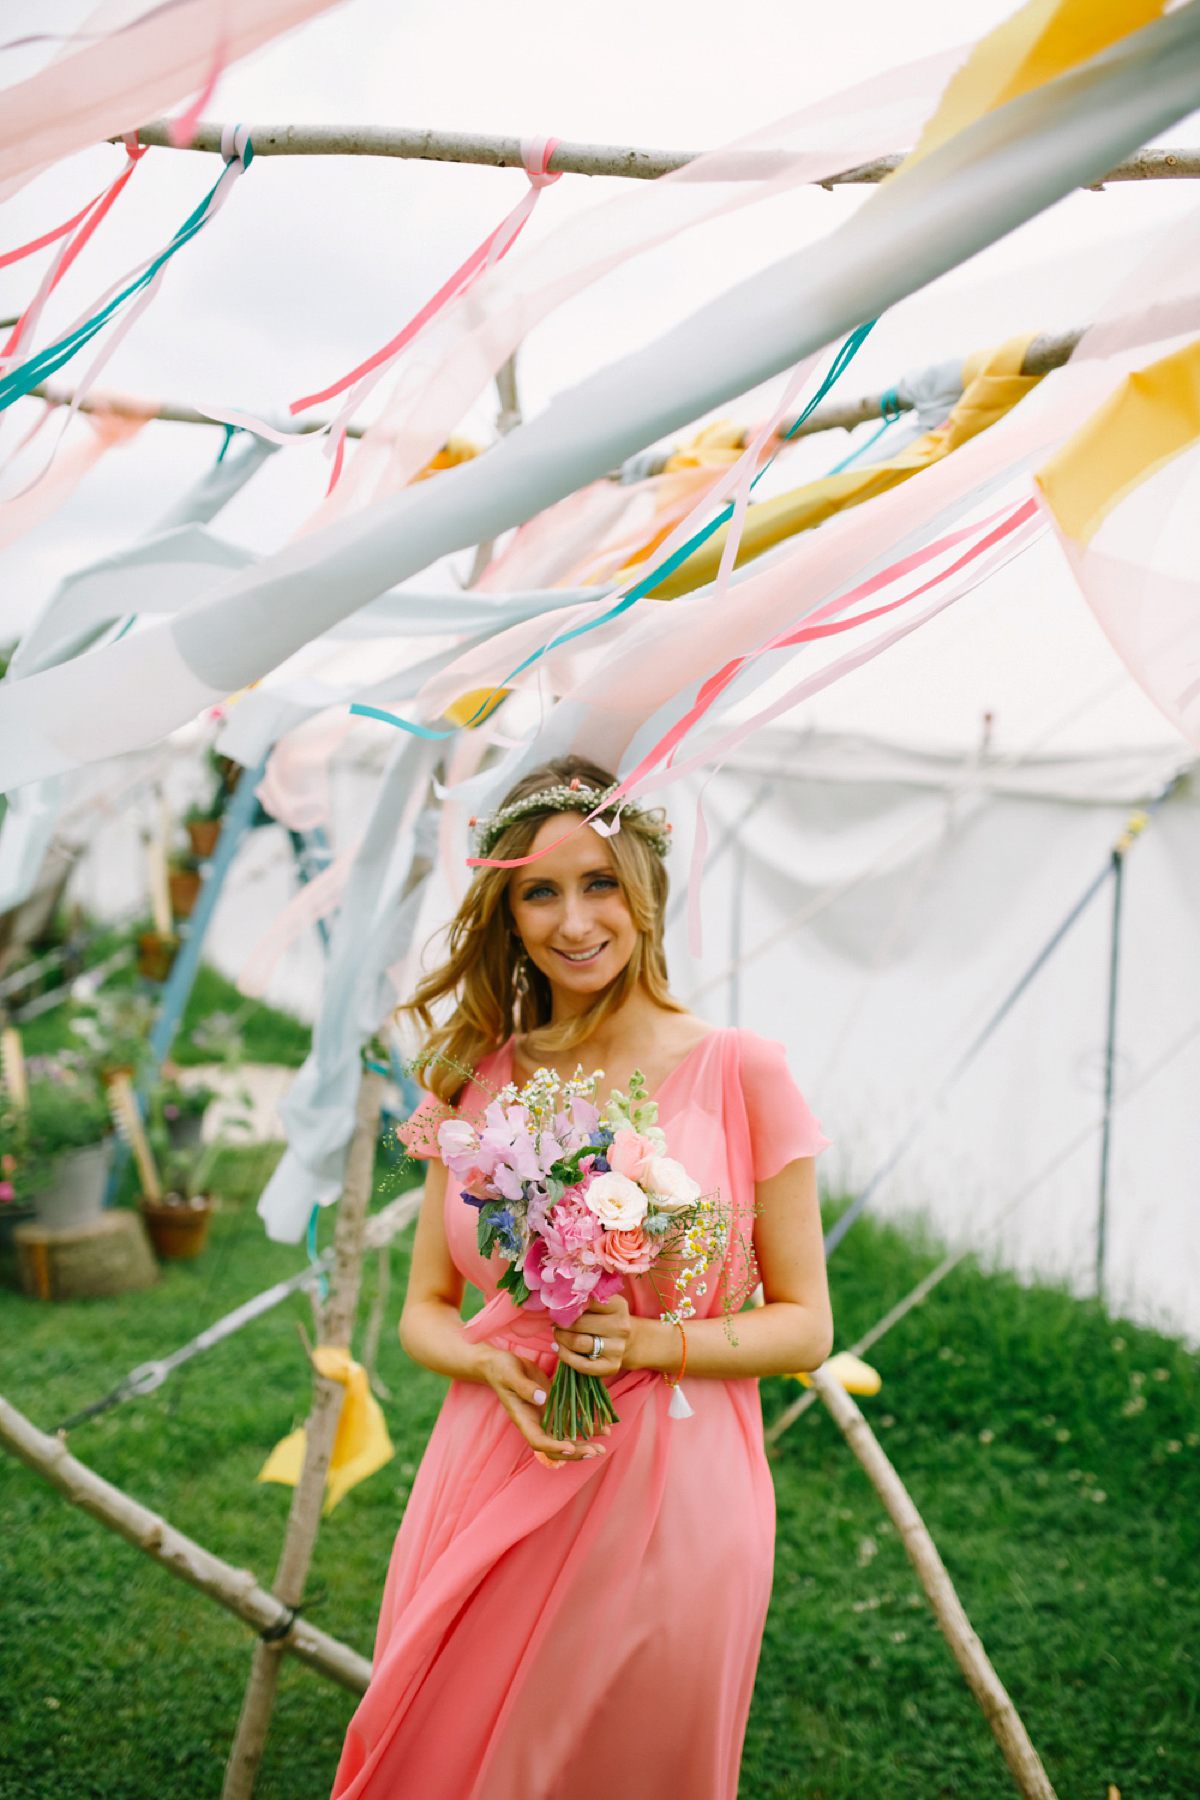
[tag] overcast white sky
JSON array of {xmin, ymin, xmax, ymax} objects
[{"xmin": 2, "ymin": 0, "xmax": 1199, "ymax": 753}]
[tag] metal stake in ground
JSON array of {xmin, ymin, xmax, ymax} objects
[
  {"xmin": 810, "ymin": 1364, "xmax": 1057, "ymax": 1800},
  {"xmin": 221, "ymin": 1069, "xmax": 386, "ymax": 1800}
]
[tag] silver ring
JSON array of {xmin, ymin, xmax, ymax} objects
[{"xmin": 589, "ymin": 1334, "xmax": 605, "ymax": 1361}]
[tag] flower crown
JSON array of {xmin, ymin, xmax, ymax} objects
[{"xmin": 469, "ymin": 777, "xmax": 671, "ymax": 862}]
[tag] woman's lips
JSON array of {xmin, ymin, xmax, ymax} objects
[{"xmin": 553, "ymin": 942, "xmax": 608, "ymax": 965}]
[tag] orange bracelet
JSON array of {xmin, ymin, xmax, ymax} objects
[{"xmin": 663, "ymin": 1322, "xmax": 687, "ymax": 1387}]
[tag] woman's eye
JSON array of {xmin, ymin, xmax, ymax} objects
[
  {"xmin": 523, "ymin": 884, "xmax": 555, "ymax": 901},
  {"xmin": 587, "ymin": 877, "xmax": 619, "ymax": 893}
]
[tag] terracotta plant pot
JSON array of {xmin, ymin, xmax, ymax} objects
[
  {"xmin": 32, "ymin": 1142, "xmax": 113, "ymax": 1232},
  {"xmin": 137, "ymin": 930, "xmax": 179, "ymax": 982},
  {"xmin": 186, "ymin": 819, "xmax": 221, "ymax": 859},
  {"xmin": 168, "ymin": 868, "xmax": 203, "ymax": 918},
  {"xmin": 141, "ymin": 1193, "xmax": 212, "ymax": 1260}
]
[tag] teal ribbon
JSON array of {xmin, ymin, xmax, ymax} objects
[
  {"xmin": 0, "ymin": 140, "xmax": 254, "ymax": 416},
  {"xmin": 824, "ymin": 386, "xmax": 906, "ymax": 475},
  {"xmin": 305, "ymin": 1202, "xmax": 329, "ymax": 1302},
  {"xmin": 351, "ymin": 319, "xmax": 876, "ymax": 739}
]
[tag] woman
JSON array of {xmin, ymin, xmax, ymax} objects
[{"xmin": 332, "ymin": 756, "xmax": 832, "ymax": 1800}]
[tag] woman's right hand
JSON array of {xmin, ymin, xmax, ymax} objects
[{"xmin": 478, "ymin": 1348, "xmax": 606, "ymax": 1465}]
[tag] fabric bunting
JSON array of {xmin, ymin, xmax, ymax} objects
[
  {"xmin": 257, "ymin": 1346, "xmax": 394, "ymax": 1512},
  {"xmin": 3, "ymin": 6, "xmax": 1200, "ymax": 792},
  {"xmin": 643, "ymin": 333, "xmax": 1044, "ymax": 599},
  {"xmin": 0, "ymin": 128, "xmax": 254, "ymax": 427},
  {"xmin": 1036, "ymin": 334, "xmax": 1200, "ymax": 749},
  {"xmin": 0, "ymin": 0, "xmax": 342, "ymax": 202}
]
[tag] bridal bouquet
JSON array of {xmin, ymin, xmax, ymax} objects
[{"xmin": 436, "ymin": 1065, "xmax": 727, "ymax": 1441}]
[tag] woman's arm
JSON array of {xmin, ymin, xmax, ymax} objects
[
  {"xmin": 554, "ymin": 1156, "xmax": 834, "ymax": 1382},
  {"xmin": 400, "ymin": 1160, "xmax": 605, "ymax": 1461}
]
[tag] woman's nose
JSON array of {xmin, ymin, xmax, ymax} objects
[{"xmin": 558, "ymin": 891, "xmax": 590, "ymax": 938}]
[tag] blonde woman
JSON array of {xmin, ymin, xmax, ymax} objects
[{"xmin": 333, "ymin": 756, "xmax": 832, "ymax": 1800}]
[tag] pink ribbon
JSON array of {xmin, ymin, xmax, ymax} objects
[
  {"xmin": 282, "ymin": 137, "xmax": 562, "ymax": 493},
  {"xmin": 0, "ymin": 138, "xmax": 146, "ymax": 370}
]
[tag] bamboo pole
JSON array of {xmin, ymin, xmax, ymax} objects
[
  {"xmin": 121, "ymin": 122, "xmax": 1200, "ymax": 189},
  {"xmin": 0, "ymin": 1394, "xmax": 371, "ymax": 1694},
  {"xmin": 809, "ymin": 1364, "xmax": 1058, "ymax": 1800},
  {"xmin": 221, "ymin": 1068, "xmax": 386, "ymax": 1800}
]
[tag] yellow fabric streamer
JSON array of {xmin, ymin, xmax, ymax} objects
[
  {"xmin": 789, "ymin": 1351, "xmax": 882, "ymax": 1396},
  {"xmin": 662, "ymin": 419, "xmax": 749, "ymax": 473},
  {"xmin": 257, "ymin": 1346, "xmax": 394, "ymax": 1515},
  {"xmin": 1035, "ymin": 336, "xmax": 1200, "ymax": 543},
  {"xmin": 902, "ymin": 0, "xmax": 1169, "ymax": 171},
  {"xmin": 647, "ymin": 333, "xmax": 1041, "ymax": 600}
]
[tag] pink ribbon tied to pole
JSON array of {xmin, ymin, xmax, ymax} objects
[{"xmin": 288, "ymin": 136, "xmax": 563, "ymax": 493}]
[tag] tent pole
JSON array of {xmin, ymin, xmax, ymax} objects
[
  {"xmin": 1095, "ymin": 847, "xmax": 1126, "ymax": 1301},
  {"xmin": 147, "ymin": 756, "xmax": 268, "ymax": 1074}
]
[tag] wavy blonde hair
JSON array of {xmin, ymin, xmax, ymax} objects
[{"xmin": 402, "ymin": 756, "xmax": 681, "ymax": 1102}]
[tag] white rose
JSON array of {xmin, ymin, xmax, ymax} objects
[
  {"xmin": 583, "ymin": 1169, "xmax": 648, "ymax": 1230},
  {"xmin": 645, "ymin": 1155, "xmax": 701, "ymax": 1213}
]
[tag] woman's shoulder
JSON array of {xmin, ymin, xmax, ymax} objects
[{"xmin": 398, "ymin": 1041, "xmax": 513, "ymax": 1156}]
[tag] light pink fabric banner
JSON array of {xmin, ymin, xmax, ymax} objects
[
  {"xmin": 0, "ymin": 407, "xmax": 146, "ymax": 552},
  {"xmin": 0, "ymin": 0, "xmax": 344, "ymax": 202}
]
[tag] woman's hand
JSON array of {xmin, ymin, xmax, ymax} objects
[
  {"xmin": 478, "ymin": 1347, "xmax": 605, "ymax": 1464},
  {"xmin": 553, "ymin": 1294, "xmax": 633, "ymax": 1380}
]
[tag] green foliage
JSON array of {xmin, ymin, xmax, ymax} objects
[
  {"xmin": 173, "ymin": 965, "xmax": 312, "ymax": 1069},
  {"xmin": 0, "ymin": 1077, "xmax": 112, "ymax": 1200},
  {"xmin": 0, "ymin": 1179, "xmax": 1196, "ymax": 1799}
]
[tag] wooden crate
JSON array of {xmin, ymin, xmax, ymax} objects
[{"xmin": 15, "ymin": 1211, "xmax": 158, "ymax": 1301}]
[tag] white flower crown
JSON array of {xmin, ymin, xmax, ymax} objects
[{"xmin": 469, "ymin": 778, "xmax": 671, "ymax": 861}]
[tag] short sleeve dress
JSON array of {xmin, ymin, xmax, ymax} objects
[{"xmin": 332, "ymin": 1027, "xmax": 828, "ymax": 1800}]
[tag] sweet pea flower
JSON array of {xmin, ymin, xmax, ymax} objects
[
  {"xmin": 438, "ymin": 1118, "xmax": 478, "ymax": 1163},
  {"xmin": 597, "ymin": 1226, "xmax": 656, "ymax": 1276},
  {"xmin": 0, "ymin": 1181, "xmax": 13, "ymax": 1203},
  {"xmin": 608, "ymin": 1127, "xmax": 657, "ymax": 1183},
  {"xmin": 583, "ymin": 1169, "xmax": 648, "ymax": 1230},
  {"xmin": 646, "ymin": 1155, "xmax": 701, "ymax": 1212}
]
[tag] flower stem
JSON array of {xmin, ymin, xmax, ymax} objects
[{"xmin": 545, "ymin": 1361, "xmax": 619, "ymax": 1442}]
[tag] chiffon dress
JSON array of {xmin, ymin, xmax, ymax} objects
[{"xmin": 332, "ymin": 1027, "xmax": 828, "ymax": 1800}]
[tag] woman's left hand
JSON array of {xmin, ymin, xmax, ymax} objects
[{"xmin": 554, "ymin": 1295, "xmax": 633, "ymax": 1379}]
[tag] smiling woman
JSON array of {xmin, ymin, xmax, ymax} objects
[
  {"xmin": 407, "ymin": 756, "xmax": 681, "ymax": 1098},
  {"xmin": 330, "ymin": 756, "xmax": 834, "ymax": 1800}
]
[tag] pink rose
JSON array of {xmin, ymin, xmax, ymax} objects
[
  {"xmin": 608, "ymin": 1128, "xmax": 657, "ymax": 1183},
  {"xmin": 522, "ymin": 1190, "xmax": 622, "ymax": 1325},
  {"xmin": 0, "ymin": 1181, "xmax": 14, "ymax": 1203},
  {"xmin": 597, "ymin": 1226, "xmax": 655, "ymax": 1276}
]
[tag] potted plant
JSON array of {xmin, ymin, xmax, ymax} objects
[
  {"xmin": 167, "ymin": 857, "xmax": 203, "ymax": 919},
  {"xmin": 183, "ymin": 747, "xmax": 236, "ymax": 860},
  {"xmin": 0, "ymin": 1106, "xmax": 37, "ymax": 1257},
  {"xmin": 70, "ymin": 988, "xmax": 156, "ymax": 1086},
  {"xmin": 136, "ymin": 927, "xmax": 179, "ymax": 982},
  {"xmin": 23, "ymin": 1075, "xmax": 114, "ymax": 1232},
  {"xmin": 139, "ymin": 1139, "xmax": 221, "ymax": 1260},
  {"xmin": 151, "ymin": 1078, "xmax": 215, "ymax": 1152}
]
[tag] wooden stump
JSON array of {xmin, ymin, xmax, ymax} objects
[{"xmin": 15, "ymin": 1211, "xmax": 158, "ymax": 1301}]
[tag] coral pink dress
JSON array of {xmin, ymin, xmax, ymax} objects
[{"xmin": 332, "ymin": 1028, "xmax": 828, "ymax": 1800}]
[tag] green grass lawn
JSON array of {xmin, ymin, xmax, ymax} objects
[{"xmin": 1, "ymin": 1164, "xmax": 1197, "ymax": 1800}]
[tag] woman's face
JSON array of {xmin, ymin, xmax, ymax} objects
[{"xmin": 508, "ymin": 815, "xmax": 638, "ymax": 1010}]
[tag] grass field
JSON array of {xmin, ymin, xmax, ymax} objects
[{"xmin": 1, "ymin": 1152, "xmax": 1197, "ymax": 1799}]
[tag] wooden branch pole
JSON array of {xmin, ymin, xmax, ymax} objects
[
  {"xmin": 0, "ymin": 1395, "xmax": 371, "ymax": 1693},
  {"xmin": 809, "ymin": 1364, "xmax": 1057, "ymax": 1800},
  {"xmin": 222, "ymin": 1068, "xmax": 386, "ymax": 1800},
  {"xmin": 124, "ymin": 121, "xmax": 1200, "ymax": 189}
]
